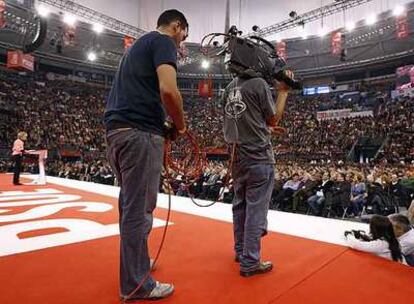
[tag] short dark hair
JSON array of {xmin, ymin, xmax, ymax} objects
[
  {"xmin": 157, "ymin": 9, "xmax": 188, "ymax": 29},
  {"xmin": 389, "ymin": 214, "xmax": 411, "ymax": 233}
]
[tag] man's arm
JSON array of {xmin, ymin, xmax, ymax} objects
[
  {"xmin": 266, "ymin": 70, "xmax": 294, "ymax": 128},
  {"xmin": 266, "ymin": 90, "xmax": 289, "ymax": 127},
  {"xmin": 156, "ymin": 64, "xmax": 186, "ymax": 132}
]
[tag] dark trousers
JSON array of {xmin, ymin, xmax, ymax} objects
[
  {"xmin": 13, "ymin": 154, "xmax": 22, "ymax": 184},
  {"xmin": 106, "ymin": 129, "xmax": 164, "ymax": 297},
  {"xmin": 307, "ymin": 195, "xmax": 325, "ymax": 215},
  {"xmin": 232, "ymin": 160, "xmax": 274, "ymax": 271}
]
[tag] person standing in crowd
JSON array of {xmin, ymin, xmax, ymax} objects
[
  {"xmin": 11, "ymin": 131, "xmax": 27, "ymax": 185},
  {"xmin": 223, "ymin": 71, "xmax": 293, "ymax": 277},
  {"xmin": 389, "ymin": 214, "xmax": 414, "ymax": 266},
  {"xmin": 104, "ymin": 10, "xmax": 188, "ymax": 301}
]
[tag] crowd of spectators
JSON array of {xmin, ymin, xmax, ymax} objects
[
  {"xmin": 0, "ymin": 158, "xmax": 115, "ymax": 185},
  {"xmin": 161, "ymin": 159, "xmax": 414, "ymax": 218},
  {"xmin": 0, "ymin": 69, "xmax": 413, "ymax": 220},
  {"xmin": 0, "ymin": 70, "xmax": 107, "ymax": 155},
  {"xmin": 182, "ymin": 88, "xmax": 413, "ymax": 164}
]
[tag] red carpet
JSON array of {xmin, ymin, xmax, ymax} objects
[{"xmin": 0, "ymin": 174, "xmax": 412, "ymax": 304}]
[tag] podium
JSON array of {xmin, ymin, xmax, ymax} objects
[{"xmin": 25, "ymin": 150, "xmax": 48, "ymax": 185}]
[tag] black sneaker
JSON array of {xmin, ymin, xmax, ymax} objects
[{"xmin": 240, "ymin": 261, "xmax": 273, "ymax": 277}]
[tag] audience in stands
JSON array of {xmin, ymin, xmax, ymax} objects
[{"xmin": 0, "ymin": 70, "xmax": 413, "ymax": 221}]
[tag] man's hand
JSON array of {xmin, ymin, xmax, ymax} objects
[
  {"xmin": 269, "ymin": 126, "xmax": 286, "ymax": 136},
  {"xmin": 275, "ymin": 70, "xmax": 295, "ymax": 92},
  {"xmin": 164, "ymin": 122, "xmax": 186, "ymax": 141}
]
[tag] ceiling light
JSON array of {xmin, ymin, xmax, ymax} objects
[
  {"xmin": 92, "ymin": 23, "xmax": 104, "ymax": 33},
  {"xmin": 201, "ymin": 59, "xmax": 210, "ymax": 69},
  {"xmin": 393, "ymin": 5, "xmax": 405, "ymax": 16},
  {"xmin": 63, "ymin": 14, "xmax": 77, "ymax": 26},
  {"xmin": 87, "ymin": 52, "xmax": 97, "ymax": 61},
  {"xmin": 366, "ymin": 14, "xmax": 377, "ymax": 25}
]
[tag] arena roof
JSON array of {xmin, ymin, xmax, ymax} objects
[{"xmin": 49, "ymin": 0, "xmax": 414, "ymax": 43}]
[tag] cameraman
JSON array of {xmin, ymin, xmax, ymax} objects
[
  {"xmin": 344, "ymin": 215, "xmax": 405, "ymax": 264},
  {"xmin": 223, "ymin": 71, "xmax": 293, "ymax": 277}
]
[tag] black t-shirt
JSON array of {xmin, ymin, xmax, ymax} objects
[{"xmin": 104, "ymin": 31, "xmax": 177, "ymax": 136}]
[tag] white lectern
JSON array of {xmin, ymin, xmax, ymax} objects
[{"xmin": 25, "ymin": 149, "xmax": 48, "ymax": 185}]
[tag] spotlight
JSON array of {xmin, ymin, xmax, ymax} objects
[
  {"xmin": 366, "ymin": 14, "xmax": 377, "ymax": 25},
  {"xmin": 87, "ymin": 51, "xmax": 97, "ymax": 61},
  {"xmin": 37, "ymin": 5, "xmax": 50, "ymax": 18},
  {"xmin": 393, "ymin": 5, "xmax": 405, "ymax": 16},
  {"xmin": 345, "ymin": 21, "xmax": 355, "ymax": 32},
  {"xmin": 63, "ymin": 14, "xmax": 77, "ymax": 26},
  {"xmin": 92, "ymin": 23, "xmax": 104, "ymax": 34},
  {"xmin": 289, "ymin": 11, "xmax": 297, "ymax": 18},
  {"xmin": 201, "ymin": 59, "xmax": 210, "ymax": 69}
]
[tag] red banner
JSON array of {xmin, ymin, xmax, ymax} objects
[
  {"xmin": 331, "ymin": 31, "xmax": 342, "ymax": 55},
  {"xmin": 64, "ymin": 25, "xmax": 76, "ymax": 46},
  {"xmin": 276, "ymin": 41, "xmax": 287, "ymax": 60},
  {"xmin": 0, "ymin": 0, "xmax": 6, "ymax": 29},
  {"xmin": 60, "ymin": 149, "xmax": 81, "ymax": 157},
  {"xmin": 7, "ymin": 50, "xmax": 35, "ymax": 72},
  {"xmin": 124, "ymin": 36, "xmax": 135, "ymax": 50},
  {"xmin": 396, "ymin": 13, "xmax": 409, "ymax": 39},
  {"xmin": 198, "ymin": 79, "xmax": 213, "ymax": 98}
]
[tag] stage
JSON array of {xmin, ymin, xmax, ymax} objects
[{"xmin": 0, "ymin": 173, "xmax": 412, "ymax": 304}]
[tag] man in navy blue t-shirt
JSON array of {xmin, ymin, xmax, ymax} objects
[{"xmin": 105, "ymin": 9, "xmax": 188, "ymax": 301}]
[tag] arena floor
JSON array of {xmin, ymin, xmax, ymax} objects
[{"xmin": 0, "ymin": 174, "xmax": 413, "ymax": 304}]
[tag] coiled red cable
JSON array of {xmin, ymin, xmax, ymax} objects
[{"xmin": 164, "ymin": 130, "xmax": 205, "ymax": 183}]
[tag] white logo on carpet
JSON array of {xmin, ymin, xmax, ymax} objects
[{"xmin": 0, "ymin": 189, "xmax": 170, "ymax": 257}]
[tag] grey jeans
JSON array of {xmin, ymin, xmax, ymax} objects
[
  {"xmin": 232, "ymin": 160, "xmax": 275, "ymax": 271},
  {"xmin": 106, "ymin": 128, "xmax": 164, "ymax": 297}
]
